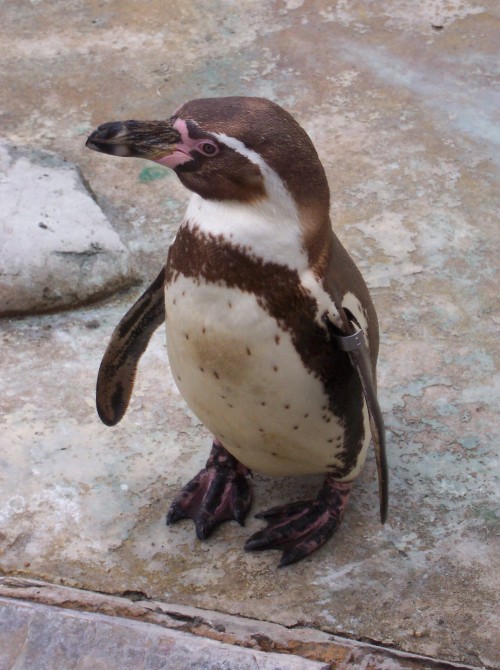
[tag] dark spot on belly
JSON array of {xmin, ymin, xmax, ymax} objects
[
  {"xmin": 220, "ymin": 394, "xmax": 226, "ymax": 399},
  {"xmin": 273, "ymin": 365, "xmax": 279, "ymax": 372},
  {"xmin": 228, "ymin": 301, "xmax": 232, "ymax": 308},
  {"xmin": 213, "ymin": 370, "xmax": 220, "ymax": 379},
  {"xmin": 271, "ymin": 451, "xmax": 278, "ymax": 456},
  {"xmin": 261, "ymin": 401, "xmax": 266, "ymax": 406},
  {"xmin": 177, "ymin": 375, "xmax": 181, "ymax": 381},
  {"xmin": 199, "ymin": 366, "xmax": 205, "ymax": 372},
  {"xmin": 284, "ymin": 404, "xmax": 290, "ymax": 409},
  {"xmin": 259, "ymin": 427, "xmax": 264, "ymax": 432},
  {"xmin": 228, "ymin": 403, "xmax": 234, "ymax": 408},
  {"xmin": 173, "ymin": 298, "xmax": 176, "ymax": 305},
  {"xmin": 303, "ymin": 413, "xmax": 309, "ymax": 418},
  {"xmin": 184, "ymin": 333, "xmax": 189, "ymax": 340},
  {"xmin": 293, "ymin": 425, "xmax": 299, "ymax": 430},
  {"xmin": 202, "ymin": 327, "xmax": 206, "ymax": 334},
  {"xmin": 274, "ymin": 335, "xmax": 280, "ymax": 344},
  {"xmin": 327, "ymin": 438, "xmax": 334, "ymax": 443},
  {"xmin": 246, "ymin": 347, "xmax": 251, "ymax": 356}
]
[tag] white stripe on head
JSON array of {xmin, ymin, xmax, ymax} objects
[
  {"xmin": 184, "ymin": 132, "xmax": 307, "ymax": 270},
  {"xmin": 212, "ymin": 132, "xmax": 301, "ymax": 227},
  {"xmin": 212, "ymin": 133, "xmax": 343, "ymax": 329}
]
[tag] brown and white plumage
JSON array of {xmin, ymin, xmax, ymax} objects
[{"xmin": 87, "ymin": 97, "xmax": 387, "ymax": 566}]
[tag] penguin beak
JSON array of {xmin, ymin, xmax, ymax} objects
[{"xmin": 86, "ymin": 120, "xmax": 182, "ymax": 162}]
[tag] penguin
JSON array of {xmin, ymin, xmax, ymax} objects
[{"xmin": 86, "ymin": 97, "xmax": 387, "ymax": 567}]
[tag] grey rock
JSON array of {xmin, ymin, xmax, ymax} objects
[
  {"xmin": 0, "ymin": 597, "xmax": 329, "ymax": 670},
  {"xmin": 0, "ymin": 142, "xmax": 137, "ymax": 316}
]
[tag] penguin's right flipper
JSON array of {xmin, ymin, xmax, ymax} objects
[{"xmin": 96, "ymin": 267, "xmax": 165, "ymax": 426}]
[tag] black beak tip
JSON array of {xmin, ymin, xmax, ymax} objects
[
  {"xmin": 96, "ymin": 121, "xmax": 125, "ymax": 139},
  {"xmin": 85, "ymin": 134, "xmax": 98, "ymax": 150},
  {"xmin": 86, "ymin": 121, "xmax": 128, "ymax": 152}
]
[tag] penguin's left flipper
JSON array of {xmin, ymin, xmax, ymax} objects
[
  {"xmin": 167, "ymin": 441, "xmax": 253, "ymax": 538},
  {"xmin": 96, "ymin": 267, "xmax": 166, "ymax": 426},
  {"xmin": 326, "ymin": 320, "xmax": 389, "ymax": 524},
  {"xmin": 245, "ymin": 476, "xmax": 352, "ymax": 567}
]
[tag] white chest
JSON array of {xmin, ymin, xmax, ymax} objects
[
  {"xmin": 184, "ymin": 193, "xmax": 307, "ymax": 270},
  {"xmin": 164, "ymin": 275, "xmax": 370, "ymax": 478}
]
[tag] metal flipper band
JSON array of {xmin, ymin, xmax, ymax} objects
[{"xmin": 330, "ymin": 326, "xmax": 389, "ymax": 524}]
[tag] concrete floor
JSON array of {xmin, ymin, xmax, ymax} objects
[{"xmin": 1, "ymin": 1, "xmax": 499, "ymax": 668}]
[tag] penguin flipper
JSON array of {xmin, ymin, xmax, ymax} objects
[
  {"xmin": 96, "ymin": 267, "xmax": 165, "ymax": 426},
  {"xmin": 328, "ymin": 323, "xmax": 389, "ymax": 524}
]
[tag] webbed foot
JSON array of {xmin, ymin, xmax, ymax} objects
[
  {"xmin": 167, "ymin": 440, "xmax": 252, "ymax": 539},
  {"xmin": 244, "ymin": 476, "xmax": 352, "ymax": 567}
]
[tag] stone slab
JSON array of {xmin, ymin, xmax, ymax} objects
[
  {"xmin": 0, "ymin": 578, "xmax": 485, "ymax": 670},
  {"xmin": 0, "ymin": 142, "xmax": 137, "ymax": 316},
  {"xmin": 0, "ymin": 596, "xmax": 329, "ymax": 670},
  {"xmin": 0, "ymin": 300, "xmax": 497, "ymax": 669}
]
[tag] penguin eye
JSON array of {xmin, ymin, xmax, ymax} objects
[{"xmin": 196, "ymin": 141, "xmax": 219, "ymax": 157}]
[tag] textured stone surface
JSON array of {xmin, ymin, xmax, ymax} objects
[
  {"xmin": 0, "ymin": 1, "xmax": 498, "ymax": 669},
  {"xmin": 0, "ymin": 596, "xmax": 329, "ymax": 669},
  {"xmin": 0, "ymin": 579, "xmax": 482, "ymax": 669},
  {"xmin": 0, "ymin": 142, "xmax": 137, "ymax": 316}
]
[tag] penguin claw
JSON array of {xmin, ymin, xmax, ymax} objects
[
  {"xmin": 166, "ymin": 441, "xmax": 252, "ymax": 538},
  {"xmin": 245, "ymin": 476, "xmax": 353, "ymax": 566}
]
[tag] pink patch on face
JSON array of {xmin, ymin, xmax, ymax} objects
[
  {"xmin": 174, "ymin": 118, "xmax": 202, "ymax": 151},
  {"xmin": 156, "ymin": 150, "xmax": 191, "ymax": 168},
  {"xmin": 153, "ymin": 118, "xmax": 219, "ymax": 167},
  {"xmin": 153, "ymin": 118, "xmax": 198, "ymax": 169}
]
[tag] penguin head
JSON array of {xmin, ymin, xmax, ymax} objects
[{"xmin": 86, "ymin": 97, "xmax": 330, "ymax": 208}]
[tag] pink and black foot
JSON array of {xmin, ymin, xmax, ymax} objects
[
  {"xmin": 166, "ymin": 440, "xmax": 252, "ymax": 539},
  {"xmin": 244, "ymin": 475, "xmax": 352, "ymax": 567}
]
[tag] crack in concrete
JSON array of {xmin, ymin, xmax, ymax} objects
[{"xmin": 0, "ymin": 577, "xmax": 492, "ymax": 669}]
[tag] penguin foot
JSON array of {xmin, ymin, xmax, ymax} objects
[
  {"xmin": 166, "ymin": 440, "xmax": 252, "ymax": 539},
  {"xmin": 244, "ymin": 476, "xmax": 352, "ymax": 567}
]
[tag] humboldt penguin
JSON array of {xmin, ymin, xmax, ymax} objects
[{"xmin": 86, "ymin": 97, "xmax": 388, "ymax": 566}]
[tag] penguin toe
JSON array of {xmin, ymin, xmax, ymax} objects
[
  {"xmin": 245, "ymin": 499, "xmax": 337, "ymax": 564},
  {"xmin": 245, "ymin": 476, "xmax": 353, "ymax": 566},
  {"xmin": 166, "ymin": 442, "xmax": 253, "ymax": 538}
]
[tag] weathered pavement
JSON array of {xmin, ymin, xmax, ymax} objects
[
  {"xmin": 0, "ymin": 1, "xmax": 499, "ymax": 668},
  {"xmin": 0, "ymin": 579, "xmax": 487, "ymax": 669}
]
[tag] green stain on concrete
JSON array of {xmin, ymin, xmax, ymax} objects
[
  {"xmin": 139, "ymin": 166, "xmax": 171, "ymax": 183},
  {"xmin": 458, "ymin": 436, "xmax": 480, "ymax": 450},
  {"xmin": 164, "ymin": 197, "xmax": 179, "ymax": 211},
  {"xmin": 472, "ymin": 506, "xmax": 499, "ymax": 523},
  {"xmin": 74, "ymin": 123, "xmax": 93, "ymax": 136},
  {"xmin": 481, "ymin": 508, "xmax": 499, "ymax": 522}
]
